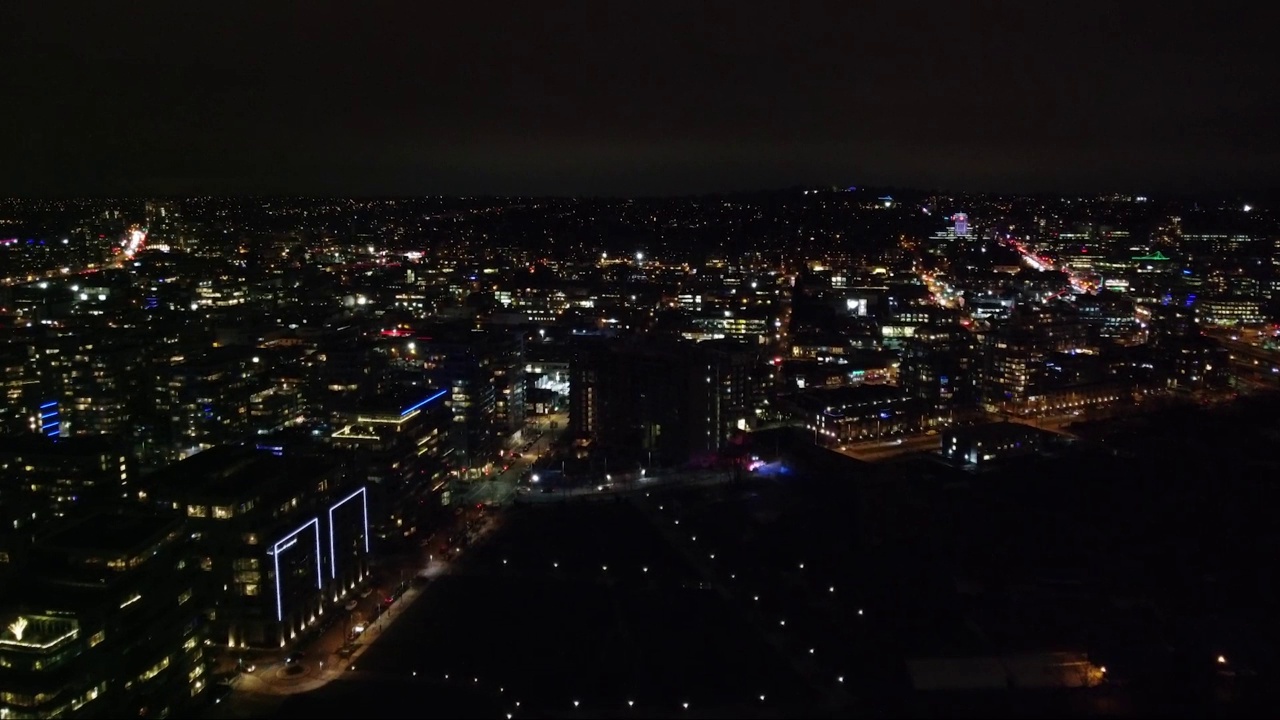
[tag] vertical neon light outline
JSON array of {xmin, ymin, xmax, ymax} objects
[
  {"xmin": 328, "ymin": 487, "xmax": 369, "ymax": 579},
  {"xmin": 272, "ymin": 518, "xmax": 321, "ymax": 622}
]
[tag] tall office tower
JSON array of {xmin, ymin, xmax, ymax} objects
[
  {"xmin": 979, "ymin": 304, "xmax": 1090, "ymax": 413},
  {"xmin": 154, "ymin": 347, "xmax": 268, "ymax": 463},
  {"xmin": 899, "ymin": 323, "xmax": 979, "ymax": 421},
  {"xmin": 571, "ymin": 337, "xmax": 762, "ymax": 465},
  {"xmin": 0, "ymin": 346, "xmax": 30, "ymax": 434},
  {"xmin": 61, "ymin": 343, "xmax": 136, "ymax": 438},
  {"xmin": 328, "ymin": 390, "xmax": 450, "ymax": 548},
  {"xmin": 415, "ymin": 324, "xmax": 525, "ymax": 472}
]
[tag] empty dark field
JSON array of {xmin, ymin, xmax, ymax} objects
[{"xmin": 347, "ymin": 502, "xmax": 811, "ymax": 717}]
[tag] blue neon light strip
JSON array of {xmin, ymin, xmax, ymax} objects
[
  {"xmin": 40, "ymin": 412, "xmax": 57, "ymax": 419},
  {"xmin": 39, "ymin": 401, "xmax": 57, "ymax": 410},
  {"xmin": 47, "ymin": 430, "xmax": 60, "ymax": 437},
  {"xmin": 399, "ymin": 389, "xmax": 447, "ymax": 417},
  {"xmin": 41, "ymin": 422, "xmax": 60, "ymax": 430}
]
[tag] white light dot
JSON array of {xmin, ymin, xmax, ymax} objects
[{"xmin": 574, "ymin": 700, "xmax": 580, "ymax": 707}]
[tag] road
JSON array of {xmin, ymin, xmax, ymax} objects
[
  {"xmin": 836, "ymin": 434, "xmax": 941, "ymax": 461},
  {"xmin": 515, "ymin": 470, "xmax": 733, "ymax": 503},
  {"xmin": 833, "ymin": 413, "xmax": 1089, "ymax": 463},
  {"xmin": 456, "ymin": 413, "xmax": 565, "ymax": 507},
  {"xmin": 204, "ymin": 508, "xmax": 505, "ymax": 716},
  {"xmin": 1202, "ymin": 329, "xmax": 1280, "ymax": 388}
]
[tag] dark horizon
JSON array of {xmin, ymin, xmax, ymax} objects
[{"xmin": 3, "ymin": 1, "xmax": 1279, "ymax": 197}]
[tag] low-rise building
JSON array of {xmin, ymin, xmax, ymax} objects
[{"xmin": 941, "ymin": 422, "xmax": 1063, "ymax": 468}]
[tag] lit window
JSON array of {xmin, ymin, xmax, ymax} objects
[{"xmin": 137, "ymin": 655, "xmax": 171, "ymax": 682}]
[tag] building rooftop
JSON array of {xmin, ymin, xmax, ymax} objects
[
  {"xmin": 0, "ymin": 433, "xmax": 122, "ymax": 457},
  {"xmin": 39, "ymin": 512, "xmax": 179, "ymax": 557},
  {"xmin": 795, "ymin": 384, "xmax": 908, "ymax": 412},
  {"xmin": 148, "ymin": 445, "xmax": 333, "ymax": 503},
  {"xmin": 945, "ymin": 421, "xmax": 1051, "ymax": 441}
]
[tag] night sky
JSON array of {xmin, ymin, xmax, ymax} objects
[{"xmin": 2, "ymin": 1, "xmax": 1278, "ymax": 197}]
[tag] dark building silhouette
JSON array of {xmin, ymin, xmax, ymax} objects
[
  {"xmin": 0, "ymin": 512, "xmax": 207, "ymax": 718},
  {"xmin": 570, "ymin": 337, "xmax": 762, "ymax": 464}
]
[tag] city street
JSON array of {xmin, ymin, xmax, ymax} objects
[
  {"xmin": 838, "ymin": 433, "xmax": 941, "ymax": 462},
  {"xmin": 203, "ymin": 510, "xmax": 504, "ymax": 717},
  {"xmin": 834, "ymin": 413, "xmax": 1085, "ymax": 463},
  {"xmin": 456, "ymin": 412, "xmax": 565, "ymax": 507}
]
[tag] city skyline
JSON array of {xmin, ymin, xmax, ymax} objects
[
  {"xmin": 2, "ymin": 1, "xmax": 1279, "ymax": 197},
  {"xmin": 3, "ymin": 3, "xmax": 1280, "ymax": 717}
]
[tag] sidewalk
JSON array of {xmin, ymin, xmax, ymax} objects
[{"xmin": 232, "ymin": 517, "xmax": 501, "ymax": 698}]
